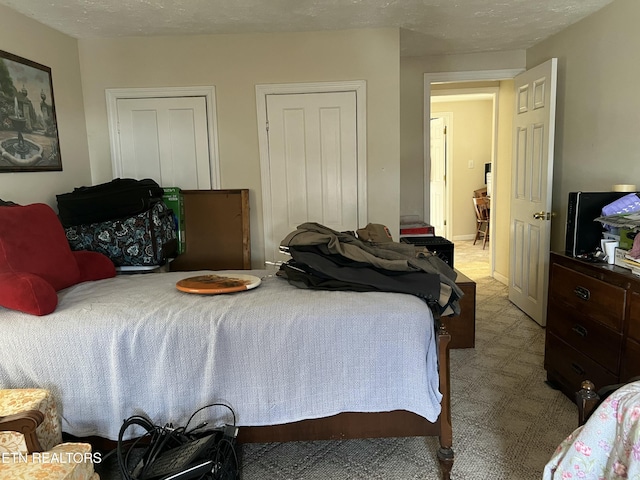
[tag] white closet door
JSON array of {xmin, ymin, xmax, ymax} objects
[
  {"xmin": 265, "ymin": 91, "xmax": 359, "ymax": 262},
  {"xmin": 115, "ymin": 96, "xmax": 211, "ymax": 189}
]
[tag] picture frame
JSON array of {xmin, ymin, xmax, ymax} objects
[{"xmin": 0, "ymin": 49, "xmax": 62, "ymax": 172}]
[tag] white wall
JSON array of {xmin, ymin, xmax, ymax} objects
[
  {"xmin": 11, "ymin": 0, "xmax": 622, "ymax": 271},
  {"xmin": 78, "ymin": 29, "xmax": 400, "ymax": 268},
  {"xmin": 527, "ymin": 0, "xmax": 640, "ymax": 252},
  {"xmin": 0, "ymin": 4, "xmax": 91, "ymax": 207},
  {"xmin": 494, "ymin": 80, "xmax": 515, "ymax": 282}
]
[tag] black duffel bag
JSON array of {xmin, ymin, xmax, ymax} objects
[
  {"xmin": 64, "ymin": 201, "xmax": 177, "ymax": 267},
  {"xmin": 56, "ymin": 178, "xmax": 165, "ymax": 227}
]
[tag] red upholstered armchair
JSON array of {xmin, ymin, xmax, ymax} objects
[{"xmin": 0, "ymin": 203, "xmax": 116, "ymax": 315}]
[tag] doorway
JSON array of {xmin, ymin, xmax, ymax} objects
[
  {"xmin": 424, "ymin": 70, "xmax": 523, "ymax": 283},
  {"xmin": 430, "ymin": 88, "xmax": 498, "ymax": 243}
]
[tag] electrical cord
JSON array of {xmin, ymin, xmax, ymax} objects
[
  {"xmin": 116, "ymin": 404, "xmax": 238, "ymax": 480},
  {"xmin": 184, "ymin": 402, "xmax": 239, "ymax": 480},
  {"xmin": 183, "ymin": 402, "xmax": 237, "ymax": 433},
  {"xmin": 212, "ymin": 436, "xmax": 239, "ymax": 479},
  {"xmin": 117, "ymin": 415, "xmax": 157, "ymax": 480}
]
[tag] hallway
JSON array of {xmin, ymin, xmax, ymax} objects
[{"xmin": 453, "ymin": 239, "xmax": 491, "ymax": 281}]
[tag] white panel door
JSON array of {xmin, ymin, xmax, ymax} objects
[
  {"xmin": 115, "ymin": 96, "xmax": 211, "ymax": 189},
  {"xmin": 430, "ymin": 116, "xmax": 447, "ymax": 238},
  {"xmin": 266, "ymin": 91, "xmax": 358, "ymax": 262},
  {"xmin": 508, "ymin": 58, "xmax": 558, "ymax": 326}
]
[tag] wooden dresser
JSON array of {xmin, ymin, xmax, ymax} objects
[{"xmin": 545, "ymin": 252, "xmax": 640, "ymax": 400}]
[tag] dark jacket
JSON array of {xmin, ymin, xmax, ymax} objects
[{"xmin": 280, "ymin": 223, "xmax": 462, "ymax": 315}]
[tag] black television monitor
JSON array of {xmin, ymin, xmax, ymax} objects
[{"xmin": 565, "ymin": 191, "xmax": 631, "ymax": 257}]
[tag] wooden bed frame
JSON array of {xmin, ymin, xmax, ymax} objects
[{"xmin": 237, "ymin": 322, "xmax": 454, "ymax": 480}]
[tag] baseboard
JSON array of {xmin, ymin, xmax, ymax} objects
[
  {"xmin": 493, "ymin": 271, "xmax": 508, "ymax": 285},
  {"xmin": 452, "ymin": 234, "xmax": 476, "ymax": 241}
]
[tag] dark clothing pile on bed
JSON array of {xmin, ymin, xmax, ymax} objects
[{"xmin": 278, "ymin": 222, "xmax": 463, "ymax": 316}]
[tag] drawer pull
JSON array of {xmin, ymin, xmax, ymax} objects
[
  {"xmin": 572, "ymin": 324, "xmax": 588, "ymax": 337},
  {"xmin": 574, "ymin": 286, "xmax": 591, "ymax": 301},
  {"xmin": 571, "ymin": 362, "xmax": 586, "ymax": 376}
]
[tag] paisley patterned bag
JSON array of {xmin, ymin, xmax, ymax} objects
[{"xmin": 65, "ymin": 201, "xmax": 177, "ymax": 267}]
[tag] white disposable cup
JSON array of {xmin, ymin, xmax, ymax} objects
[
  {"xmin": 604, "ymin": 241, "xmax": 619, "ymax": 264},
  {"xmin": 601, "ymin": 238, "xmax": 616, "ymax": 251}
]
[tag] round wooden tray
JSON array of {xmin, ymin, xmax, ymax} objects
[{"xmin": 176, "ymin": 273, "xmax": 261, "ymax": 294}]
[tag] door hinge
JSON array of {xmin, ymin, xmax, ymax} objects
[
  {"xmin": 266, "ymin": 121, "xmax": 269, "ymax": 132},
  {"xmin": 443, "ymin": 126, "xmax": 447, "ymax": 135}
]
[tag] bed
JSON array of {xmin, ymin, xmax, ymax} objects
[
  {"xmin": 0, "ymin": 269, "xmax": 454, "ymax": 478},
  {"xmin": 543, "ymin": 380, "xmax": 640, "ymax": 479}
]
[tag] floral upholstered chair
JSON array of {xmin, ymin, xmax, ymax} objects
[
  {"xmin": 543, "ymin": 379, "xmax": 640, "ymax": 479},
  {"xmin": 0, "ymin": 389, "xmax": 99, "ymax": 479}
]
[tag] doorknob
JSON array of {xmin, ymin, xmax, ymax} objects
[{"xmin": 533, "ymin": 211, "xmax": 549, "ymax": 220}]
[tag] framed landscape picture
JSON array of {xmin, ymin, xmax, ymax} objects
[{"xmin": 0, "ymin": 49, "xmax": 62, "ymax": 172}]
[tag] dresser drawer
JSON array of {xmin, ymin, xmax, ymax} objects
[
  {"xmin": 628, "ymin": 292, "xmax": 640, "ymax": 343},
  {"xmin": 621, "ymin": 338, "xmax": 640, "ymax": 382},
  {"xmin": 549, "ymin": 264, "xmax": 626, "ymax": 331},
  {"xmin": 544, "ymin": 332, "xmax": 618, "ymax": 395},
  {"xmin": 547, "ymin": 305, "xmax": 622, "ymax": 373}
]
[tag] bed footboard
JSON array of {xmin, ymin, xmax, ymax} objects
[
  {"xmin": 436, "ymin": 321, "xmax": 454, "ymax": 480},
  {"xmin": 576, "ymin": 380, "xmax": 599, "ymax": 426}
]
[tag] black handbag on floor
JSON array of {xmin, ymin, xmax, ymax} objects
[{"xmin": 56, "ymin": 178, "xmax": 165, "ymax": 227}]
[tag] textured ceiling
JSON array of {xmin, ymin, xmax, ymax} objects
[{"xmin": 0, "ymin": 0, "xmax": 614, "ymax": 57}]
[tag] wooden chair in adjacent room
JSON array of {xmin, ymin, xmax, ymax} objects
[
  {"xmin": 473, "ymin": 187, "xmax": 488, "ymax": 198},
  {"xmin": 472, "ymin": 196, "xmax": 490, "ymax": 249}
]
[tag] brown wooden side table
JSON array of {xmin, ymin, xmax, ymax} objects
[{"xmin": 441, "ymin": 269, "xmax": 476, "ymax": 349}]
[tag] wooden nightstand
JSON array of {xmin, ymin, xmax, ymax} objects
[{"xmin": 441, "ymin": 269, "xmax": 476, "ymax": 349}]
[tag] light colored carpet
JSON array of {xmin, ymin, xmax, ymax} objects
[{"xmin": 97, "ymin": 240, "xmax": 577, "ymax": 479}]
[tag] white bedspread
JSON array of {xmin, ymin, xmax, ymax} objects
[{"xmin": 0, "ymin": 270, "xmax": 441, "ymax": 440}]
